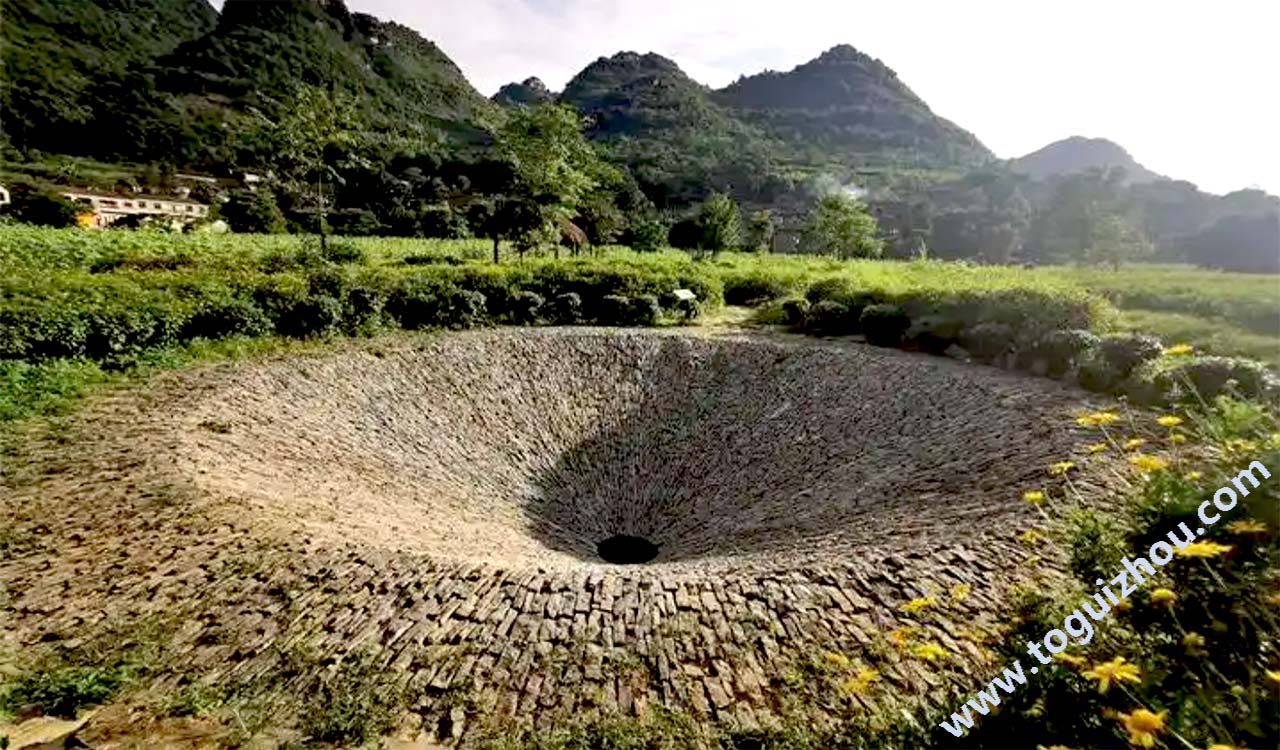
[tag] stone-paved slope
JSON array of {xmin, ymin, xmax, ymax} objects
[{"xmin": 0, "ymin": 329, "xmax": 1120, "ymax": 742}]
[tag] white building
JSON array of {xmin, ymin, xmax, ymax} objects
[{"xmin": 62, "ymin": 190, "xmax": 209, "ymax": 229}]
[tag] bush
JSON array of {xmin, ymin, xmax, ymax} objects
[
  {"xmin": 722, "ymin": 272, "xmax": 790, "ymax": 306},
  {"xmin": 1100, "ymin": 333, "xmax": 1163, "ymax": 376},
  {"xmin": 807, "ymin": 300, "xmax": 852, "ymax": 335},
  {"xmin": 860, "ymin": 304, "xmax": 910, "ymax": 347},
  {"xmin": 182, "ymin": 298, "xmax": 273, "ymax": 341},
  {"xmin": 1167, "ymin": 356, "xmax": 1280, "ymax": 401},
  {"xmin": 633, "ymin": 294, "xmax": 661, "ymax": 326},
  {"xmin": 960, "ymin": 322, "xmax": 1015, "ymax": 361},
  {"xmin": 781, "ymin": 297, "xmax": 810, "ymax": 328},
  {"xmin": 275, "ymin": 295, "xmax": 344, "ymax": 339},
  {"xmin": 1076, "ymin": 356, "xmax": 1119, "ymax": 393},
  {"xmin": 1036, "ymin": 329, "xmax": 1100, "ymax": 376},
  {"xmin": 508, "ymin": 290, "xmax": 545, "ymax": 325},
  {"xmin": 550, "ymin": 292, "xmax": 583, "ymax": 324},
  {"xmin": 907, "ymin": 315, "xmax": 963, "ymax": 354},
  {"xmin": 597, "ymin": 295, "xmax": 634, "ymax": 326},
  {"xmin": 627, "ymin": 219, "xmax": 668, "ymax": 253}
]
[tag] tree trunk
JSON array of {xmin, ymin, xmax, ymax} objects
[{"xmin": 492, "ymin": 236, "xmax": 500, "ymax": 264}]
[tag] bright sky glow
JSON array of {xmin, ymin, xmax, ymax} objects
[{"xmin": 215, "ymin": 0, "xmax": 1280, "ymax": 195}]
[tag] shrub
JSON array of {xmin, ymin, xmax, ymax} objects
[
  {"xmin": 550, "ymin": 292, "xmax": 583, "ymax": 324},
  {"xmin": 0, "ymin": 664, "xmax": 127, "ymax": 718},
  {"xmin": 342, "ymin": 286, "xmax": 386, "ymax": 334},
  {"xmin": 1076, "ymin": 356, "xmax": 1119, "ymax": 393},
  {"xmin": 1036, "ymin": 329, "xmax": 1100, "ymax": 376},
  {"xmin": 632, "ymin": 294, "xmax": 661, "ymax": 326},
  {"xmin": 907, "ymin": 315, "xmax": 963, "ymax": 354},
  {"xmin": 781, "ymin": 298, "xmax": 810, "ymax": 328},
  {"xmin": 1100, "ymin": 333, "xmax": 1163, "ymax": 376},
  {"xmin": 597, "ymin": 295, "xmax": 634, "ymax": 326},
  {"xmin": 960, "ymin": 322, "xmax": 1015, "ymax": 361},
  {"xmin": 275, "ymin": 295, "xmax": 343, "ymax": 339},
  {"xmin": 860, "ymin": 304, "xmax": 910, "ymax": 347},
  {"xmin": 321, "ymin": 239, "xmax": 366, "ymax": 265},
  {"xmin": 1167, "ymin": 356, "xmax": 1280, "ymax": 401},
  {"xmin": 807, "ymin": 300, "xmax": 852, "ymax": 335},
  {"xmin": 627, "ymin": 219, "xmax": 668, "ymax": 253},
  {"xmin": 182, "ymin": 298, "xmax": 273, "ymax": 341},
  {"xmin": 722, "ymin": 272, "xmax": 790, "ymax": 306},
  {"xmin": 508, "ymin": 290, "xmax": 546, "ymax": 326}
]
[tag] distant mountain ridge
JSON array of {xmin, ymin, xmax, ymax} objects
[{"xmin": 1010, "ymin": 136, "xmax": 1165, "ymax": 183}]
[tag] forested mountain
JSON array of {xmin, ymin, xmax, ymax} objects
[
  {"xmin": 715, "ymin": 45, "xmax": 992, "ymax": 170},
  {"xmin": 492, "ymin": 77, "xmax": 555, "ymax": 107},
  {"xmin": 1010, "ymin": 136, "xmax": 1164, "ymax": 183},
  {"xmin": 0, "ymin": 0, "xmax": 217, "ymax": 153}
]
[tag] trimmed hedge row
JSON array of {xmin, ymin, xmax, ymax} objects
[{"xmin": 0, "ymin": 260, "xmax": 719, "ymax": 366}]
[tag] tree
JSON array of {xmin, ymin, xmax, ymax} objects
[
  {"xmin": 469, "ymin": 196, "xmax": 545, "ymax": 263},
  {"xmin": 3, "ymin": 182, "xmax": 80, "ymax": 227},
  {"xmin": 747, "ymin": 209, "xmax": 775, "ymax": 252},
  {"xmin": 493, "ymin": 103, "xmax": 616, "ymax": 259},
  {"xmin": 245, "ymin": 85, "xmax": 357, "ymax": 249},
  {"xmin": 693, "ymin": 192, "xmax": 741, "ymax": 255},
  {"xmin": 804, "ymin": 193, "xmax": 883, "ymax": 258},
  {"xmin": 1084, "ymin": 212, "xmax": 1153, "ymax": 269},
  {"xmin": 219, "ymin": 188, "xmax": 286, "ymax": 234}
]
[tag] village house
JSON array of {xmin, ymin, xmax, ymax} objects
[{"xmin": 62, "ymin": 189, "xmax": 210, "ymax": 228}]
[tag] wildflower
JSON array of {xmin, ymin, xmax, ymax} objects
[
  {"xmin": 1117, "ymin": 708, "xmax": 1167, "ymax": 748},
  {"xmin": 1123, "ymin": 438, "xmax": 1146, "ymax": 451},
  {"xmin": 1048, "ymin": 460, "xmax": 1076, "ymax": 476},
  {"xmin": 1169, "ymin": 433, "xmax": 1187, "ymax": 445},
  {"xmin": 1207, "ymin": 744, "xmax": 1242, "ymax": 750},
  {"xmin": 950, "ymin": 583, "xmax": 971, "ymax": 602},
  {"xmin": 1149, "ymin": 588, "xmax": 1176, "ymax": 606},
  {"xmin": 912, "ymin": 642, "xmax": 948, "ymax": 661},
  {"xmin": 901, "ymin": 596, "xmax": 937, "ymax": 614},
  {"xmin": 822, "ymin": 651, "xmax": 851, "ymax": 668},
  {"xmin": 1225, "ymin": 518, "xmax": 1267, "ymax": 535},
  {"xmin": 1023, "ymin": 490, "xmax": 1046, "ymax": 504},
  {"xmin": 1265, "ymin": 592, "xmax": 1280, "ymax": 606},
  {"xmin": 1054, "ymin": 652, "xmax": 1086, "ymax": 669},
  {"xmin": 1163, "ymin": 343, "xmax": 1194, "ymax": 356},
  {"xmin": 1129, "ymin": 454, "xmax": 1168, "ymax": 472},
  {"xmin": 1156, "ymin": 415, "xmax": 1183, "ymax": 428},
  {"xmin": 1174, "ymin": 541, "xmax": 1233, "ymax": 558},
  {"xmin": 1085, "ymin": 441, "xmax": 1109, "ymax": 454},
  {"xmin": 1082, "ymin": 657, "xmax": 1141, "ymax": 693},
  {"xmin": 1229, "ymin": 684, "xmax": 1246, "ymax": 697},
  {"xmin": 1269, "ymin": 432, "xmax": 1280, "ymax": 448},
  {"xmin": 1076, "ymin": 411, "xmax": 1120, "ymax": 427},
  {"xmin": 840, "ymin": 667, "xmax": 880, "ymax": 695},
  {"xmin": 1182, "ymin": 632, "xmax": 1205, "ymax": 650},
  {"xmin": 888, "ymin": 627, "xmax": 915, "ymax": 648},
  {"xmin": 1267, "ymin": 669, "xmax": 1280, "ymax": 685},
  {"xmin": 1184, "ymin": 471, "xmax": 1203, "ymax": 481},
  {"xmin": 1019, "ymin": 529, "xmax": 1042, "ymax": 545},
  {"xmin": 1224, "ymin": 438, "xmax": 1259, "ymax": 453},
  {"xmin": 1113, "ymin": 598, "xmax": 1132, "ymax": 612}
]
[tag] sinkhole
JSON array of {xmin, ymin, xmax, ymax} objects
[{"xmin": 596, "ymin": 534, "xmax": 660, "ymax": 565}]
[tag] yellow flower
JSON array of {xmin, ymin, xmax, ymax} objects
[
  {"xmin": 1082, "ymin": 657, "xmax": 1142, "ymax": 693},
  {"xmin": 1129, "ymin": 454, "xmax": 1168, "ymax": 472},
  {"xmin": 1113, "ymin": 598, "xmax": 1132, "ymax": 612},
  {"xmin": 1174, "ymin": 541, "xmax": 1233, "ymax": 558},
  {"xmin": 912, "ymin": 642, "xmax": 948, "ymax": 661},
  {"xmin": 1169, "ymin": 433, "xmax": 1187, "ymax": 445},
  {"xmin": 1123, "ymin": 437, "xmax": 1146, "ymax": 451},
  {"xmin": 1269, "ymin": 432, "xmax": 1280, "ymax": 448},
  {"xmin": 1163, "ymin": 343, "xmax": 1194, "ymax": 356},
  {"xmin": 1207, "ymin": 744, "xmax": 1242, "ymax": 750},
  {"xmin": 1019, "ymin": 529, "xmax": 1043, "ymax": 545},
  {"xmin": 1226, "ymin": 518, "xmax": 1267, "ymax": 535},
  {"xmin": 950, "ymin": 583, "xmax": 971, "ymax": 602},
  {"xmin": 1118, "ymin": 708, "xmax": 1167, "ymax": 748},
  {"xmin": 822, "ymin": 651, "xmax": 851, "ymax": 668},
  {"xmin": 1023, "ymin": 490, "xmax": 1046, "ymax": 504},
  {"xmin": 1224, "ymin": 438, "xmax": 1260, "ymax": 453},
  {"xmin": 1048, "ymin": 460, "xmax": 1076, "ymax": 476},
  {"xmin": 1085, "ymin": 441, "xmax": 1109, "ymax": 454},
  {"xmin": 840, "ymin": 667, "xmax": 880, "ymax": 695},
  {"xmin": 1076, "ymin": 411, "xmax": 1121, "ymax": 427},
  {"xmin": 1054, "ymin": 652, "xmax": 1087, "ymax": 669},
  {"xmin": 888, "ymin": 627, "xmax": 916, "ymax": 648},
  {"xmin": 1267, "ymin": 669, "xmax": 1280, "ymax": 685},
  {"xmin": 1229, "ymin": 684, "xmax": 1246, "ymax": 697},
  {"xmin": 1184, "ymin": 471, "xmax": 1203, "ymax": 481},
  {"xmin": 1156, "ymin": 415, "xmax": 1183, "ymax": 428},
  {"xmin": 901, "ymin": 596, "xmax": 937, "ymax": 614},
  {"xmin": 1265, "ymin": 592, "xmax": 1280, "ymax": 606},
  {"xmin": 1182, "ymin": 632, "xmax": 1206, "ymax": 650},
  {"xmin": 1150, "ymin": 587, "xmax": 1176, "ymax": 606}
]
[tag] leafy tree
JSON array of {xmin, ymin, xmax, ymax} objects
[
  {"xmin": 219, "ymin": 188, "xmax": 286, "ymax": 234},
  {"xmin": 469, "ymin": 196, "xmax": 545, "ymax": 263},
  {"xmin": 693, "ymin": 192, "xmax": 741, "ymax": 255},
  {"xmin": 804, "ymin": 193, "xmax": 883, "ymax": 258},
  {"xmin": 747, "ymin": 209, "xmax": 775, "ymax": 252},
  {"xmin": 1180, "ymin": 212, "xmax": 1280, "ymax": 273},
  {"xmin": 245, "ymin": 85, "xmax": 358, "ymax": 250},
  {"xmin": 1084, "ymin": 211, "xmax": 1152, "ymax": 269},
  {"xmin": 3, "ymin": 183, "xmax": 80, "ymax": 227},
  {"xmin": 576, "ymin": 193, "xmax": 625, "ymax": 249}
]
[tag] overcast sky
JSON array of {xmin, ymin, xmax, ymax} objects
[{"xmin": 217, "ymin": 0, "xmax": 1280, "ymax": 195}]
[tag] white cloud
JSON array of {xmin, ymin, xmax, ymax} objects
[{"xmin": 213, "ymin": 0, "xmax": 1280, "ymax": 194}]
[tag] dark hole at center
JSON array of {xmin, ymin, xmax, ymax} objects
[{"xmin": 596, "ymin": 534, "xmax": 659, "ymax": 564}]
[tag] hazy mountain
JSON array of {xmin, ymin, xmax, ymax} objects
[
  {"xmin": 1010, "ymin": 136, "xmax": 1164, "ymax": 183},
  {"xmin": 715, "ymin": 45, "xmax": 993, "ymax": 170}
]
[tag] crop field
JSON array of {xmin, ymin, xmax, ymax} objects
[{"xmin": 2, "ymin": 226, "xmax": 1279, "ymax": 750}]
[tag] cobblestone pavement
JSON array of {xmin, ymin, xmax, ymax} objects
[{"xmin": 0, "ymin": 329, "xmax": 1123, "ymax": 741}]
